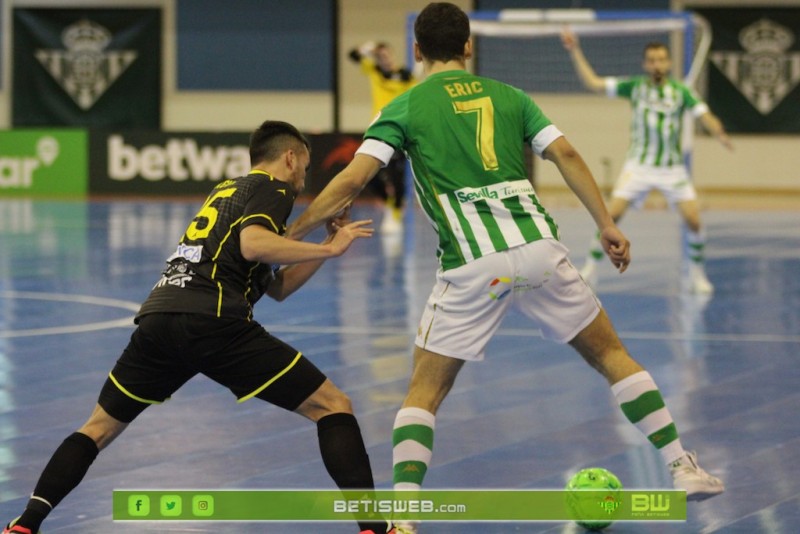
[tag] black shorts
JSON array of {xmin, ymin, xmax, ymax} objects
[{"xmin": 98, "ymin": 313, "xmax": 327, "ymax": 422}]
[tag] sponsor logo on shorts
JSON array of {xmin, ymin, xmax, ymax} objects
[
  {"xmin": 488, "ymin": 277, "xmax": 512, "ymax": 300},
  {"xmin": 488, "ymin": 275, "xmax": 547, "ymax": 300}
]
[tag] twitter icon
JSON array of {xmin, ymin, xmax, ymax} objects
[{"xmin": 160, "ymin": 495, "xmax": 182, "ymax": 516}]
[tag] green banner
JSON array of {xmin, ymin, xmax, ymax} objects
[
  {"xmin": 12, "ymin": 8, "xmax": 161, "ymax": 128},
  {"xmin": 698, "ymin": 8, "xmax": 800, "ymax": 132},
  {"xmin": 112, "ymin": 489, "xmax": 686, "ymax": 523},
  {"xmin": 0, "ymin": 129, "xmax": 88, "ymax": 196}
]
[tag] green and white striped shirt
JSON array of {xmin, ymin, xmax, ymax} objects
[
  {"xmin": 606, "ymin": 76, "xmax": 708, "ymax": 168},
  {"xmin": 358, "ymin": 70, "xmax": 562, "ymax": 271}
]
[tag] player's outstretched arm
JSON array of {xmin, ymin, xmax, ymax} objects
[
  {"xmin": 287, "ymin": 154, "xmax": 382, "ymax": 240},
  {"xmin": 543, "ymin": 136, "xmax": 631, "ymax": 272},
  {"xmin": 561, "ymin": 28, "xmax": 606, "ymax": 93},
  {"xmin": 699, "ymin": 111, "xmax": 734, "ymax": 151},
  {"xmin": 267, "ymin": 208, "xmax": 367, "ymax": 301},
  {"xmin": 241, "ymin": 218, "xmax": 373, "ymax": 267}
]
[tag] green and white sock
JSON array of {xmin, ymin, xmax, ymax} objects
[
  {"xmin": 392, "ymin": 407, "xmax": 435, "ymax": 490},
  {"xmin": 611, "ymin": 371, "xmax": 685, "ymax": 465},
  {"xmin": 587, "ymin": 231, "xmax": 604, "ymax": 263},
  {"xmin": 686, "ymin": 229, "xmax": 706, "ymax": 264}
]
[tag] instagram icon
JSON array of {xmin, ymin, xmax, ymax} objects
[{"xmin": 192, "ymin": 495, "xmax": 214, "ymax": 517}]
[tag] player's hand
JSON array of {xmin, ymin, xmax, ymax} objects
[
  {"xmin": 719, "ymin": 133, "xmax": 734, "ymax": 151},
  {"xmin": 600, "ymin": 226, "xmax": 631, "ymax": 273},
  {"xmin": 329, "ymin": 219, "xmax": 374, "ymax": 256},
  {"xmin": 358, "ymin": 41, "xmax": 377, "ymax": 57},
  {"xmin": 561, "ymin": 27, "xmax": 579, "ymax": 51},
  {"xmin": 326, "ymin": 205, "xmax": 352, "ymax": 236}
]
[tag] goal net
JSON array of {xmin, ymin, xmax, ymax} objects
[{"xmin": 466, "ymin": 9, "xmax": 710, "ymax": 92}]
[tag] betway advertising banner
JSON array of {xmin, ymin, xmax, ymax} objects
[
  {"xmin": 89, "ymin": 131, "xmax": 368, "ymax": 196},
  {"xmin": 0, "ymin": 129, "xmax": 88, "ymax": 196},
  {"xmin": 90, "ymin": 131, "xmax": 251, "ymax": 195}
]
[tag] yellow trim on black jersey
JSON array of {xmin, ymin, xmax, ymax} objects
[
  {"xmin": 210, "ymin": 215, "xmax": 244, "ymax": 316},
  {"xmin": 242, "ymin": 213, "xmax": 280, "ymax": 233},
  {"xmin": 244, "ymin": 262, "xmax": 260, "ymax": 320},
  {"xmin": 109, "ymin": 372, "xmax": 165, "ymax": 405},
  {"xmin": 248, "ymin": 169, "xmax": 275, "ymax": 179},
  {"xmin": 236, "ymin": 351, "xmax": 303, "ymax": 403}
]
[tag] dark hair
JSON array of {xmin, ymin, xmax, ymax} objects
[
  {"xmin": 643, "ymin": 42, "xmax": 670, "ymax": 58},
  {"xmin": 414, "ymin": 2, "xmax": 470, "ymax": 63},
  {"xmin": 249, "ymin": 120, "xmax": 310, "ymax": 166}
]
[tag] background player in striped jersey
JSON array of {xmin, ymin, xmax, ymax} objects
[
  {"xmin": 562, "ymin": 29, "xmax": 733, "ymax": 294},
  {"xmin": 3, "ymin": 121, "xmax": 393, "ymax": 534},
  {"xmin": 290, "ymin": 3, "xmax": 724, "ymax": 532}
]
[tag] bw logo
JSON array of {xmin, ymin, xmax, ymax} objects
[
  {"xmin": 710, "ymin": 18, "xmax": 800, "ymax": 115},
  {"xmin": 598, "ymin": 495, "xmax": 620, "ymax": 515},
  {"xmin": 35, "ymin": 19, "xmax": 138, "ymax": 110}
]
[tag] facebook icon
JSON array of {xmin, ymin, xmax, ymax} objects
[{"xmin": 128, "ymin": 495, "xmax": 150, "ymax": 516}]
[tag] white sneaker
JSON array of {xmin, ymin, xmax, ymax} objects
[
  {"xmin": 579, "ymin": 260, "xmax": 598, "ymax": 290},
  {"xmin": 688, "ymin": 264, "xmax": 714, "ymax": 295},
  {"xmin": 393, "ymin": 521, "xmax": 419, "ymax": 534},
  {"xmin": 381, "ymin": 205, "xmax": 403, "ymax": 235},
  {"xmin": 670, "ymin": 451, "xmax": 725, "ymax": 501}
]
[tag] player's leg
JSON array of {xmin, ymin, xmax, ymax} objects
[
  {"xmin": 380, "ymin": 155, "xmax": 405, "ymax": 235},
  {"xmin": 4, "ymin": 314, "xmax": 189, "ymax": 534},
  {"xmin": 677, "ymin": 199, "xmax": 713, "ymax": 294},
  {"xmin": 293, "ymin": 379, "xmax": 377, "ymax": 491},
  {"xmin": 392, "ymin": 255, "xmax": 511, "ymax": 533},
  {"xmin": 661, "ymin": 165, "xmax": 713, "ymax": 294},
  {"xmin": 390, "ymin": 347, "xmax": 464, "ymax": 534},
  {"xmin": 516, "ymin": 240, "xmax": 723, "ymax": 501},
  {"xmin": 386, "ymin": 151, "xmax": 406, "ymax": 211},
  {"xmin": 3, "ymin": 404, "xmax": 128, "ymax": 534},
  {"xmin": 393, "ymin": 347, "xmax": 465, "ymax": 491},
  {"xmin": 208, "ymin": 319, "xmax": 390, "ymax": 534},
  {"xmin": 569, "ymin": 311, "xmax": 724, "ymax": 500},
  {"xmin": 583, "ymin": 162, "xmax": 651, "ymax": 287},
  {"xmin": 296, "ymin": 380, "xmax": 395, "ymax": 534},
  {"xmin": 294, "ymin": 379, "xmax": 393, "ymax": 533}
]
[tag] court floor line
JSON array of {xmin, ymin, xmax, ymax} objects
[
  {"xmin": 0, "ymin": 291, "xmax": 138, "ymax": 338},
  {"xmin": 257, "ymin": 323, "xmax": 800, "ymax": 345}
]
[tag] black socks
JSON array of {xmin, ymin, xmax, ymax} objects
[
  {"xmin": 317, "ymin": 413, "xmax": 389, "ymax": 534},
  {"xmin": 17, "ymin": 432, "xmax": 99, "ymax": 532}
]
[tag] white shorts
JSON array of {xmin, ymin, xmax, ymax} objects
[
  {"xmin": 612, "ymin": 161, "xmax": 696, "ymax": 209},
  {"xmin": 415, "ymin": 239, "xmax": 601, "ymax": 361}
]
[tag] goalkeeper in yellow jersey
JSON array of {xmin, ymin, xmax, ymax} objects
[{"xmin": 349, "ymin": 41, "xmax": 417, "ymax": 235}]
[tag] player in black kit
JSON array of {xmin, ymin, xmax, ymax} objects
[{"xmin": 3, "ymin": 121, "xmax": 393, "ymax": 534}]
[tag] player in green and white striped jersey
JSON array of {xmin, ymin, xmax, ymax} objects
[
  {"xmin": 290, "ymin": 5, "xmax": 724, "ymax": 529},
  {"xmin": 361, "ymin": 63, "xmax": 562, "ymax": 271},
  {"xmin": 563, "ymin": 30, "xmax": 733, "ymax": 294}
]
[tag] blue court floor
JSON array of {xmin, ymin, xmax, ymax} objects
[{"xmin": 0, "ymin": 197, "xmax": 798, "ymax": 533}]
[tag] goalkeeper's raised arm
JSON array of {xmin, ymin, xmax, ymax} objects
[{"xmin": 561, "ymin": 28, "xmax": 606, "ymax": 93}]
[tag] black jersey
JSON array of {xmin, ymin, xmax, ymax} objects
[{"xmin": 137, "ymin": 171, "xmax": 296, "ymax": 320}]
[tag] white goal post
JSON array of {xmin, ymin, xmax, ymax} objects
[{"xmin": 466, "ymin": 9, "xmax": 711, "ymax": 88}]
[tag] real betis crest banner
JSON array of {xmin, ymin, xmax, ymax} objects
[
  {"xmin": 697, "ymin": 8, "xmax": 800, "ymax": 132},
  {"xmin": 13, "ymin": 8, "xmax": 161, "ymax": 128}
]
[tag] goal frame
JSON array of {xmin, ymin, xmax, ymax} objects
[{"xmin": 406, "ymin": 9, "xmax": 711, "ymax": 87}]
